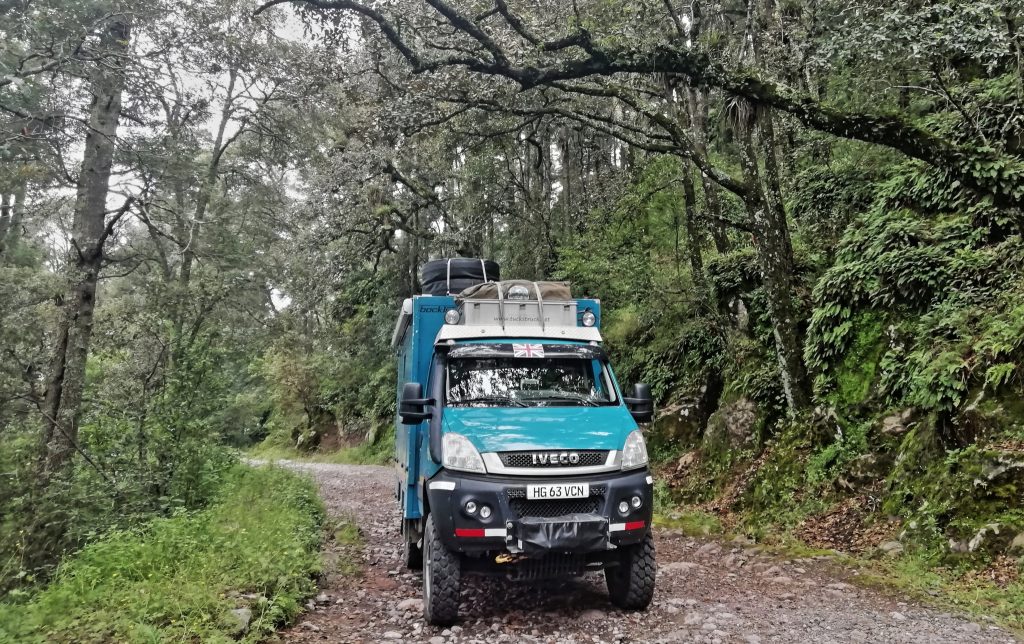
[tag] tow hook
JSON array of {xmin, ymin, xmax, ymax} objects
[{"xmin": 495, "ymin": 553, "xmax": 528, "ymax": 564}]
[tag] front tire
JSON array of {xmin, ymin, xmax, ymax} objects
[
  {"xmin": 422, "ymin": 512, "xmax": 461, "ymax": 625},
  {"xmin": 606, "ymin": 532, "xmax": 656, "ymax": 610}
]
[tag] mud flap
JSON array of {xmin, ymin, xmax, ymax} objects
[{"xmin": 515, "ymin": 513, "xmax": 609, "ymax": 555}]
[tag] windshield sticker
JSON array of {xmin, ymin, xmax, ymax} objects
[{"xmin": 513, "ymin": 343, "xmax": 545, "ymax": 358}]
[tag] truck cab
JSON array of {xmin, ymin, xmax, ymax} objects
[{"xmin": 392, "ymin": 279, "xmax": 656, "ymax": 625}]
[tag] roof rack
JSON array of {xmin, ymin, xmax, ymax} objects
[{"xmin": 438, "ymin": 290, "xmax": 601, "ymax": 343}]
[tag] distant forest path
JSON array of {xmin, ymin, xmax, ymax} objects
[{"xmin": 267, "ymin": 461, "xmax": 1017, "ymax": 644}]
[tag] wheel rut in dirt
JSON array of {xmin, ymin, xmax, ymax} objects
[{"xmin": 271, "ymin": 461, "xmax": 1018, "ymax": 644}]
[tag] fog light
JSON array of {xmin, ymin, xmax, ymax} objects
[
  {"xmin": 479, "ymin": 505, "xmax": 492, "ymax": 519},
  {"xmin": 631, "ymin": 495, "xmax": 642, "ymax": 509},
  {"xmin": 581, "ymin": 309, "xmax": 597, "ymax": 327},
  {"xmin": 465, "ymin": 501, "xmax": 477, "ymax": 515},
  {"xmin": 618, "ymin": 500, "xmax": 630, "ymax": 515},
  {"xmin": 444, "ymin": 309, "xmax": 461, "ymax": 324}
]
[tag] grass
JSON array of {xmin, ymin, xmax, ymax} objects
[
  {"xmin": 0, "ymin": 465, "xmax": 325, "ymax": 643},
  {"xmin": 654, "ymin": 509, "xmax": 724, "ymax": 536},
  {"xmin": 852, "ymin": 555, "xmax": 1024, "ymax": 634},
  {"xmin": 332, "ymin": 519, "xmax": 361, "ymax": 545},
  {"xmin": 248, "ymin": 431, "xmax": 394, "ymax": 466}
]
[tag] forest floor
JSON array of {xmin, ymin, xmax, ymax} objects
[{"xmin": 265, "ymin": 460, "xmax": 1019, "ymax": 644}]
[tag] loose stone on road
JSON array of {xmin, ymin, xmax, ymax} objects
[{"xmin": 269, "ymin": 461, "xmax": 1018, "ymax": 644}]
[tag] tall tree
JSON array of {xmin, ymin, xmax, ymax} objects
[{"xmin": 39, "ymin": 16, "xmax": 132, "ymax": 479}]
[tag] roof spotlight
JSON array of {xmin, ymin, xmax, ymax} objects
[{"xmin": 507, "ymin": 285, "xmax": 530, "ymax": 300}]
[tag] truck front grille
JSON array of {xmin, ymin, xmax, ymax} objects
[
  {"xmin": 507, "ymin": 554, "xmax": 586, "ymax": 580},
  {"xmin": 499, "ymin": 450, "xmax": 608, "ymax": 468},
  {"xmin": 509, "ymin": 497, "xmax": 602, "ymax": 518}
]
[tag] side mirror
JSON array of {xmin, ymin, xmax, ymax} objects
[
  {"xmin": 623, "ymin": 383, "xmax": 654, "ymax": 423},
  {"xmin": 400, "ymin": 382, "xmax": 433, "ymax": 424}
]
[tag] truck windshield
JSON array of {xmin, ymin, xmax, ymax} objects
[{"xmin": 446, "ymin": 357, "xmax": 618, "ymax": 407}]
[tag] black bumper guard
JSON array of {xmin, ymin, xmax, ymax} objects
[{"xmin": 512, "ymin": 512, "xmax": 609, "ymax": 555}]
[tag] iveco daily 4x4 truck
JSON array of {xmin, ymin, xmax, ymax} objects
[{"xmin": 393, "ymin": 273, "xmax": 655, "ymax": 625}]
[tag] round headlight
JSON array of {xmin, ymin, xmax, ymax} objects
[
  {"xmin": 581, "ymin": 310, "xmax": 597, "ymax": 327},
  {"xmin": 479, "ymin": 505, "xmax": 492, "ymax": 519},
  {"xmin": 618, "ymin": 501, "xmax": 630, "ymax": 515},
  {"xmin": 631, "ymin": 495, "xmax": 642, "ymax": 509},
  {"xmin": 444, "ymin": 309, "xmax": 461, "ymax": 324},
  {"xmin": 465, "ymin": 501, "xmax": 477, "ymax": 515}
]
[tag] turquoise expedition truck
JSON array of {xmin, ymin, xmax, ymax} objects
[{"xmin": 393, "ymin": 265, "xmax": 656, "ymax": 625}]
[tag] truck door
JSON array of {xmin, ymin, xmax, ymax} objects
[{"xmin": 403, "ymin": 353, "xmax": 445, "ymax": 520}]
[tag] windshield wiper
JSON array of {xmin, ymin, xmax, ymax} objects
[
  {"xmin": 451, "ymin": 395, "xmax": 528, "ymax": 407},
  {"xmin": 527, "ymin": 394, "xmax": 601, "ymax": 407}
]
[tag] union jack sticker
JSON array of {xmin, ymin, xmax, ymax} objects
[{"xmin": 512, "ymin": 343, "xmax": 545, "ymax": 358}]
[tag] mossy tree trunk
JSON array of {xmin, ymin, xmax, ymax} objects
[
  {"xmin": 39, "ymin": 18, "xmax": 131, "ymax": 480},
  {"xmin": 681, "ymin": 165, "xmax": 710, "ymax": 300},
  {"xmin": 736, "ymin": 109, "xmax": 812, "ymax": 413}
]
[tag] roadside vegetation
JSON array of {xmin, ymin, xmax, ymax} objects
[
  {"xmin": 0, "ymin": 466, "xmax": 324, "ymax": 643},
  {"xmin": 656, "ymin": 507, "xmax": 1024, "ymax": 634},
  {"xmin": 248, "ymin": 425, "xmax": 394, "ymax": 467}
]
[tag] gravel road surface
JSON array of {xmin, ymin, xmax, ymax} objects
[{"xmin": 266, "ymin": 460, "xmax": 1017, "ymax": 644}]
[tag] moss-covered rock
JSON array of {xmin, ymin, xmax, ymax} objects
[{"xmin": 703, "ymin": 396, "xmax": 758, "ymax": 454}]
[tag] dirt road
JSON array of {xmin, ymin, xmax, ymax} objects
[{"xmin": 269, "ymin": 461, "xmax": 1016, "ymax": 644}]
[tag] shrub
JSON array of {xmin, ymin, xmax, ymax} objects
[{"xmin": 0, "ymin": 466, "xmax": 325, "ymax": 643}]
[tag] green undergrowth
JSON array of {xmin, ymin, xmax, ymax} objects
[
  {"xmin": 853, "ymin": 556, "xmax": 1024, "ymax": 633},
  {"xmin": 654, "ymin": 508, "xmax": 723, "ymax": 537},
  {"xmin": 249, "ymin": 424, "xmax": 394, "ymax": 466},
  {"xmin": 0, "ymin": 466, "xmax": 325, "ymax": 643},
  {"xmin": 695, "ymin": 409, "xmax": 1024, "ymax": 558},
  {"xmin": 658, "ymin": 422, "xmax": 1024, "ymax": 633}
]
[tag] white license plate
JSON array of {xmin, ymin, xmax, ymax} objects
[{"xmin": 526, "ymin": 482, "xmax": 590, "ymax": 500}]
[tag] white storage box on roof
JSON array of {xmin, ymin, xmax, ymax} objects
[
  {"xmin": 458, "ymin": 280, "xmax": 577, "ymax": 328},
  {"xmin": 435, "ymin": 279, "xmax": 601, "ymax": 343},
  {"xmin": 461, "ymin": 300, "xmax": 577, "ymax": 328}
]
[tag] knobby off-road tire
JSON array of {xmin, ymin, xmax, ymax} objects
[
  {"xmin": 425, "ymin": 277, "xmax": 480, "ymax": 296},
  {"xmin": 423, "ymin": 513, "xmax": 461, "ymax": 625},
  {"xmin": 606, "ymin": 532, "xmax": 656, "ymax": 610}
]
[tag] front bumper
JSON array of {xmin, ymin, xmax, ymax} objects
[{"xmin": 425, "ymin": 468, "xmax": 653, "ymax": 555}]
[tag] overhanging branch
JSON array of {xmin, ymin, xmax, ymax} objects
[{"xmin": 259, "ymin": 0, "xmax": 1024, "ymax": 211}]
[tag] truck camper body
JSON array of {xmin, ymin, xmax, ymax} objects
[{"xmin": 392, "ymin": 271, "xmax": 656, "ymax": 624}]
